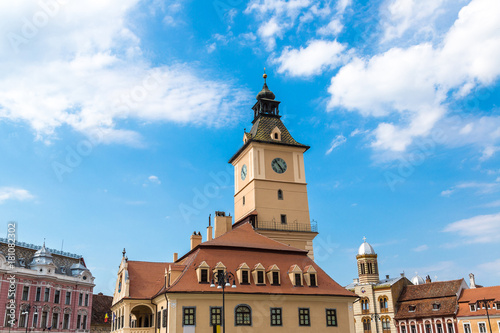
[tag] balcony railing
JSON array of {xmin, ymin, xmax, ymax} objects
[{"xmin": 254, "ymin": 220, "xmax": 318, "ymax": 233}]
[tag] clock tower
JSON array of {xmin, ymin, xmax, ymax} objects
[{"xmin": 229, "ymin": 73, "xmax": 317, "ymax": 259}]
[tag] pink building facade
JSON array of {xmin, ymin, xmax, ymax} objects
[{"xmin": 0, "ymin": 240, "xmax": 95, "ymax": 333}]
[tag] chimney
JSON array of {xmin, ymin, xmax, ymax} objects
[
  {"xmin": 173, "ymin": 253, "xmax": 178, "ymax": 262},
  {"xmin": 386, "ymin": 275, "xmax": 390, "ymax": 279},
  {"xmin": 469, "ymin": 273, "xmax": 476, "ymax": 288},
  {"xmin": 190, "ymin": 232, "xmax": 202, "ymax": 250},
  {"xmin": 425, "ymin": 275, "xmax": 432, "ymax": 283},
  {"xmin": 207, "ymin": 214, "xmax": 213, "ymax": 241},
  {"xmin": 214, "ymin": 211, "xmax": 233, "ymax": 238}
]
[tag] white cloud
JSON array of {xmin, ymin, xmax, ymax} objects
[
  {"xmin": 317, "ymin": 19, "xmax": 343, "ymax": 36},
  {"xmin": 257, "ymin": 17, "xmax": 285, "ymax": 50},
  {"xmin": 413, "ymin": 244, "xmax": 428, "ymax": 252},
  {"xmin": 326, "ymin": 134, "xmax": 347, "ymax": 155},
  {"xmin": 275, "ymin": 40, "xmax": 346, "ymax": 77},
  {"xmin": 336, "ymin": 0, "xmax": 352, "ymax": 14},
  {"xmin": 328, "ymin": 0, "xmax": 500, "ymax": 154},
  {"xmin": 444, "ymin": 212, "xmax": 500, "ymax": 244},
  {"xmin": 381, "ymin": 0, "xmax": 454, "ymax": 42},
  {"xmin": 0, "ymin": 0, "xmax": 249, "ymax": 145},
  {"xmin": 148, "ymin": 175, "xmax": 161, "ymax": 185},
  {"xmin": 0, "ymin": 187, "xmax": 34, "ymax": 204},
  {"xmin": 441, "ymin": 180, "xmax": 500, "ymax": 197}
]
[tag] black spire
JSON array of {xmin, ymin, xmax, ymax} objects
[{"xmin": 252, "ymin": 69, "xmax": 281, "ymax": 123}]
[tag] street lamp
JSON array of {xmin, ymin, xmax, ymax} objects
[
  {"xmin": 21, "ymin": 304, "xmax": 37, "ymax": 333},
  {"xmin": 210, "ymin": 271, "xmax": 236, "ymax": 333},
  {"xmin": 483, "ymin": 298, "xmax": 493, "ymax": 333}
]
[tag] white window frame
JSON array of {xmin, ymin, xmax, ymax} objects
[
  {"xmin": 462, "ymin": 322, "xmax": 471, "ymax": 333},
  {"xmin": 470, "ymin": 304, "xmax": 476, "ymax": 312},
  {"xmin": 478, "ymin": 322, "xmax": 487, "ymax": 333}
]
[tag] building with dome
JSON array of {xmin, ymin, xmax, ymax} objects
[
  {"xmin": 110, "ymin": 75, "xmax": 357, "ymax": 332},
  {"xmin": 346, "ymin": 238, "xmax": 411, "ymax": 333},
  {"xmin": 0, "ymin": 239, "xmax": 95, "ymax": 333}
]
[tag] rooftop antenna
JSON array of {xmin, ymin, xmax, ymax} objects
[{"xmin": 61, "ymin": 239, "xmax": 64, "ymax": 252}]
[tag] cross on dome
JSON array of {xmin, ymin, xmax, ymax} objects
[{"xmin": 362, "ymin": 236, "xmax": 367, "ymax": 242}]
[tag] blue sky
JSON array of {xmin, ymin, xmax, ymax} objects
[{"xmin": 1, "ymin": 0, "xmax": 499, "ymax": 294}]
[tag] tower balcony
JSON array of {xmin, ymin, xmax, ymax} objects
[{"xmin": 254, "ymin": 220, "xmax": 318, "ymax": 233}]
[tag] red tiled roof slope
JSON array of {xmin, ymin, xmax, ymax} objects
[
  {"xmin": 166, "ymin": 223, "xmax": 355, "ymax": 297},
  {"xmin": 399, "ymin": 280, "xmax": 464, "ymax": 301},
  {"xmin": 199, "ymin": 223, "xmax": 307, "ymax": 253},
  {"xmin": 395, "ymin": 297, "xmax": 457, "ymax": 319},
  {"xmin": 127, "ymin": 261, "xmax": 170, "ymax": 298},
  {"xmin": 91, "ymin": 293, "xmax": 113, "ymax": 325},
  {"xmin": 457, "ymin": 286, "xmax": 500, "ymax": 317}
]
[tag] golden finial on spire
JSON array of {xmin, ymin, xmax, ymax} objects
[{"xmin": 263, "ymin": 67, "xmax": 267, "ymax": 82}]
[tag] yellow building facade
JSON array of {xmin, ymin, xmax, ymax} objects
[
  {"xmin": 110, "ymin": 75, "xmax": 357, "ymax": 332},
  {"xmin": 346, "ymin": 239, "xmax": 411, "ymax": 333}
]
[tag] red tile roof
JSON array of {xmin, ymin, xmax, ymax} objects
[
  {"xmin": 395, "ymin": 280, "xmax": 466, "ymax": 320},
  {"xmin": 198, "ymin": 223, "xmax": 308, "ymax": 254},
  {"xmin": 457, "ymin": 286, "xmax": 500, "ymax": 317},
  {"xmin": 164, "ymin": 223, "xmax": 355, "ymax": 297},
  {"xmin": 127, "ymin": 261, "xmax": 170, "ymax": 299},
  {"xmin": 399, "ymin": 280, "xmax": 464, "ymax": 301},
  {"xmin": 91, "ymin": 293, "xmax": 113, "ymax": 325}
]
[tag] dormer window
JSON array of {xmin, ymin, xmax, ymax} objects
[
  {"xmin": 304, "ymin": 266, "xmax": 318, "ymax": 287},
  {"xmin": 196, "ymin": 261, "xmax": 210, "ymax": 283},
  {"xmin": 257, "ymin": 271, "xmax": 264, "ymax": 284},
  {"xmin": 470, "ymin": 303, "xmax": 476, "ymax": 311},
  {"xmin": 237, "ymin": 263, "xmax": 250, "ymax": 285},
  {"xmin": 270, "ymin": 126, "xmax": 281, "ymax": 141},
  {"xmin": 242, "ymin": 270, "xmax": 249, "ymax": 284},
  {"xmin": 212, "ymin": 262, "xmax": 226, "ymax": 283},
  {"xmin": 289, "ymin": 265, "xmax": 303, "ymax": 287},
  {"xmin": 409, "ymin": 305, "xmax": 416, "ymax": 312},
  {"xmin": 267, "ymin": 265, "xmax": 281, "ymax": 285},
  {"xmin": 433, "ymin": 303, "xmax": 441, "ymax": 311},
  {"xmin": 252, "ymin": 263, "xmax": 266, "ymax": 285},
  {"xmin": 295, "ymin": 273, "xmax": 302, "ymax": 286}
]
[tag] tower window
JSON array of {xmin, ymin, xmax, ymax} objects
[
  {"xmin": 243, "ymin": 196, "xmax": 245, "ymax": 205},
  {"xmin": 280, "ymin": 214, "xmax": 287, "ymax": 224},
  {"xmin": 277, "ymin": 189, "xmax": 283, "ymax": 200}
]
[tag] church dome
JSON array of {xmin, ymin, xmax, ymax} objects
[
  {"xmin": 358, "ymin": 239, "xmax": 376, "ymax": 255},
  {"xmin": 411, "ymin": 273, "xmax": 425, "ymax": 285}
]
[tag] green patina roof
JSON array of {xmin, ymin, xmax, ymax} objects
[
  {"xmin": 229, "ymin": 114, "xmax": 309, "ymax": 163},
  {"xmin": 248, "ymin": 115, "xmax": 307, "ymax": 147}
]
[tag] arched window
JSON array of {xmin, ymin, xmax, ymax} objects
[
  {"xmin": 379, "ymin": 296, "xmax": 389, "ymax": 313},
  {"xmin": 235, "ymin": 305, "xmax": 251, "ymax": 326},
  {"xmin": 277, "ymin": 189, "xmax": 283, "ymax": 200},
  {"xmin": 381, "ymin": 316, "xmax": 391, "ymax": 333},
  {"xmin": 361, "ymin": 298, "xmax": 370, "ymax": 314},
  {"xmin": 363, "ymin": 317, "xmax": 371, "ymax": 333}
]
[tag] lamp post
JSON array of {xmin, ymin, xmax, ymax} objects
[
  {"xmin": 210, "ymin": 271, "xmax": 236, "ymax": 333},
  {"xmin": 483, "ymin": 298, "xmax": 493, "ymax": 333}
]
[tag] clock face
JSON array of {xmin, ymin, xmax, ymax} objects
[
  {"xmin": 271, "ymin": 158, "xmax": 287, "ymax": 174},
  {"xmin": 241, "ymin": 164, "xmax": 247, "ymax": 180}
]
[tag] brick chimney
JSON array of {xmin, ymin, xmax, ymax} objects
[
  {"xmin": 214, "ymin": 211, "xmax": 232, "ymax": 238},
  {"xmin": 425, "ymin": 275, "xmax": 432, "ymax": 283},
  {"xmin": 190, "ymin": 232, "xmax": 202, "ymax": 250},
  {"xmin": 207, "ymin": 214, "xmax": 213, "ymax": 241}
]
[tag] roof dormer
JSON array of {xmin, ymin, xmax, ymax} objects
[
  {"xmin": 288, "ymin": 265, "xmax": 303, "ymax": 287},
  {"xmin": 196, "ymin": 261, "xmax": 210, "ymax": 283},
  {"xmin": 267, "ymin": 264, "xmax": 280, "ymax": 285},
  {"xmin": 252, "ymin": 263, "xmax": 266, "ymax": 285},
  {"xmin": 236, "ymin": 263, "xmax": 251, "ymax": 285},
  {"xmin": 304, "ymin": 265, "xmax": 318, "ymax": 287}
]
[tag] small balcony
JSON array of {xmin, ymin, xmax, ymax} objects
[{"xmin": 254, "ymin": 220, "xmax": 318, "ymax": 233}]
